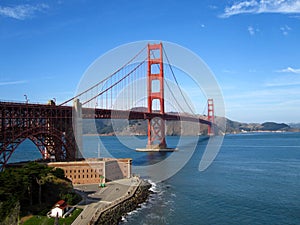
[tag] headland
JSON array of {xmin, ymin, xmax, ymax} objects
[{"xmin": 72, "ymin": 177, "xmax": 151, "ymax": 225}]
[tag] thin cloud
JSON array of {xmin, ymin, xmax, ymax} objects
[
  {"xmin": 266, "ymin": 80, "xmax": 300, "ymax": 87},
  {"xmin": 0, "ymin": 3, "xmax": 48, "ymax": 20},
  {"xmin": 248, "ymin": 26, "xmax": 260, "ymax": 35},
  {"xmin": 248, "ymin": 26, "xmax": 255, "ymax": 35},
  {"xmin": 226, "ymin": 86, "xmax": 300, "ymax": 100},
  {"xmin": 280, "ymin": 25, "xmax": 292, "ymax": 35},
  {"xmin": 249, "ymin": 69, "xmax": 258, "ymax": 73},
  {"xmin": 266, "ymin": 73, "xmax": 300, "ymax": 87},
  {"xmin": 209, "ymin": 5, "xmax": 218, "ymax": 10},
  {"xmin": 221, "ymin": 0, "xmax": 300, "ymax": 18},
  {"xmin": 277, "ymin": 66, "xmax": 300, "ymax": 73},
  {"xmin": 222, "ymin": 69, "xmax": 237, "ymax": 74},
  {"xmin": 0, "ymin": 80, "xmax": 28, "ymax": 86}
]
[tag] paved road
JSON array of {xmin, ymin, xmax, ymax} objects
[{"xmin": 72, "ymin": 177, "xmax": 140, "ymax": 225}]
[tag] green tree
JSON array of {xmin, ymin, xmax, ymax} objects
[
  {"xmin": 0, "ymin": 162, "xmax": 80, "ymax": 222},
  {"xmin": 50, "ymin": 168, "xmax": 65, "ymax": 180}
]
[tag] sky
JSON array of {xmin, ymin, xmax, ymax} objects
[{"xmin": 0, "ymin": 0, "xmax": 300, "ymax": 123}]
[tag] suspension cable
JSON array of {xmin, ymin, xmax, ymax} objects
[
  {"xmin": 202, "ymin": 102, "xmax": 207, "ymax": 116},
  {"xmin": 149, "ymin": 50, "xmax": 187, "ymax": 114},
  {"xmin": 162, "ymin": 47, "xmax": 195, "ymax": 114},
  {"xmin": 60, "ymin": 45, "xmax": 147, "ymax": 106},
  {"xmin": 82, "ymin": 57, "xmax": 147, "ymax": 105}
]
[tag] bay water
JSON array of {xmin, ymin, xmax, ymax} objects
[{"xmin": 10, "ymin": 132, "xmax": 300, "ymax": 224}]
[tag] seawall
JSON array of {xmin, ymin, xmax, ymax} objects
[{"xmin": 90, "ymin": 179, "xmax": 151, "ymax": 225}]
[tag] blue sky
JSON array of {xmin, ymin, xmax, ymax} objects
[{"xmin": 0, "ymin": 0, "xmax": 300, "ymax": 123}]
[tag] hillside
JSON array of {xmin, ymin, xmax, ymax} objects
[
  {"xmin": 82, "ymin": 117, "xmax": 299, "ymax": 136},
  {"xmin": 82, "ymin": 119, "xmax": 206, "ymax": 136},
  {"xmin": 224, "ymin": 119, "xmax": 297, "ymax": 133},
  {"xmin": 289, "ymin": 123, "xmax": 300, "ymax": 129}
]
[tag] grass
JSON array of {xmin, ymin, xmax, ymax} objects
[{"xmin": 22, "ymin": 208, "xmax": 83, "ymax": 225}]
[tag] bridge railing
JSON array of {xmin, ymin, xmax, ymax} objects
[{"xmin": 0, "ymin": 100, "xmax": 48, "ymax": 105}]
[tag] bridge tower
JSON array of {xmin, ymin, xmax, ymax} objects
[
  {"xmin": 207, "ymin": 98, "xmax": 215, "ymax": 136},
  {"xmin": 146, "ymin": 43, "xmax": 167, "ymax": 149}
]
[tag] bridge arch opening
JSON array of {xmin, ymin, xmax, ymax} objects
[
  {"xmin": 149, "ymin": 48, "xmax": 161, "ymax": 60},
  {"xmin": 6, "ymin": 138, "xmax": 42, "ymax": 164},
  {"xmin": 151, "ymin": 79, "xmax": 160, "ymax": 93},
  {"xmin": 152, "ymin": 99, "xmax": 161, "ymax": 111},
  {"xmin": 150, "ymin": 64, "xmax": 161, "ymax": 75},
  {"xmin": 1, "ymin": 128, "xmax": 76, "ymax": 169}
]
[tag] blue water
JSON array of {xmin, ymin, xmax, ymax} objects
[{"xmin": 9, "ymin": 133, "xmax": 300, "ymax": 224}]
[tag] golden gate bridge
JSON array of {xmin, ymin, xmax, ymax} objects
[{"xmin": 0, "ymin": 43, "xmax": 216, "ymax": 170}]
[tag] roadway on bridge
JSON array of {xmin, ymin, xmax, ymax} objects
[{"xmin": 72, "ymin": 177, "xmax": 140, "ymax": 225}]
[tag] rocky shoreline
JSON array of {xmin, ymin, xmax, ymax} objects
[{"xmin": 95, "ymin": 179, "xmax": 152, "ymax": 225}]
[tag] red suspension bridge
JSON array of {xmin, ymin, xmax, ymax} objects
[{"xmin": 0, "ymin": 43, "xmax": 216, "ymax": 169}]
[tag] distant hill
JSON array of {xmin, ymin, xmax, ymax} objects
[
  {"xmin": 224, "ymin": 118, "xmax": 297, "ymax": 133},
  {"xmin": 82, "ymin": 119, "xmax": 204, "ymax": 136},
  {"xmin": 82, "ymin": 116, "xmax": 299, "ymax": 136},
  {"xmin": 289, "ymin": 123, "xmax": 300, "ymax": 129},
  {"xmin": 260, "ymin": 122, "xmax": 290, "ymax": 131}
]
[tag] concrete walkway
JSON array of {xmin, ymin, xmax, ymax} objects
[{"xmin": 72, "ymin": 177, "xmax": 140, "ymax": 225}]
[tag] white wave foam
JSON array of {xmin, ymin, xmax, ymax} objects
[
  {"xmin": 148, "ymin": 179, "xmax": 158, "ymax": 192},
  {"xmin": 121, "ymin": 216, "xmax": 128, "ymax": 222}
]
